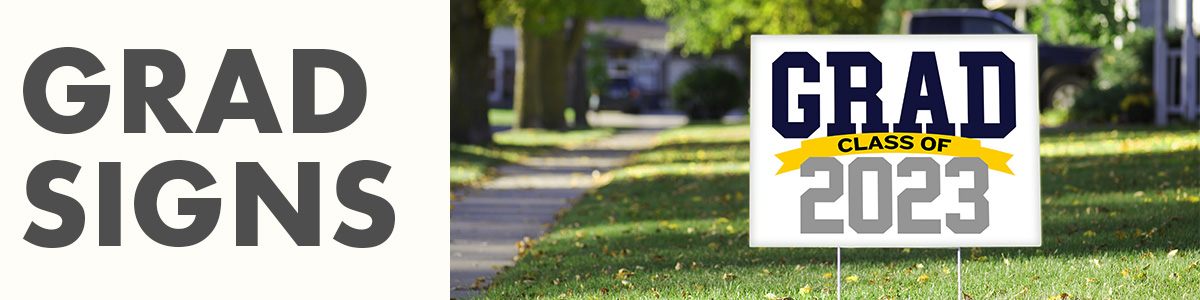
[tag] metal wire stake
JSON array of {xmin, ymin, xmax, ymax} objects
[
  {"xmin": 957, "ymin": 247, "xmax": 963, "ymax": 300},
  {"xmin": 836, "ymin": 247, "xmax": 842, "ymax": 300}
]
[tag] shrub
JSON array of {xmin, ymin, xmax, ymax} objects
[
  {"xmin": 671, "ymin": 66, "xmax": 745, "ymax": 120},
  {"xmin": 1070, "ymin": 30, "xmax": 1155, "ymax": 123},
  {"xmin": 1027, "ymin": 0, "xmax": 1135, "ymax": 47}
]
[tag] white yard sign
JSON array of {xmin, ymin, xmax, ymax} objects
[{"xmin": 750, "ymin": 35, "xmax": 1041, "ymax": 248}]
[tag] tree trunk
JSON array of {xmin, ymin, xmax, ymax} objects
[
  {"xmin": 449, "ymin": 0, "xmax": 493, "ymax": 145},
  {"xmin": 538, "ymin": 27, "xmax": 569, "ymax": 131},
  {"xmin": 514, "ymin": 22, "xmax": 543, "ymax": 129},
  {"xmin": 568, "ymin": 46, "xmax": 590, "ymax": 129}
]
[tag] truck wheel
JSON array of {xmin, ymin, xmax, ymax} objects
[{"xmin": 1043, "ymin": 76, "xmax": 1087, "ymax": 111}]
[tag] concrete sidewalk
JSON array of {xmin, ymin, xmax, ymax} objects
[{"xmin": 450, "ymin": 113, "xmax": 685, "ymax": 299}]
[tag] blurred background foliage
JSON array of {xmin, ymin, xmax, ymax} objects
[
  {"xmin": 583, "ymin": 32, "xmax": 611, "ymax": 94},
  {"xmin": 671, "ymin": 66, "xmax": 747, "ymax": 120},
  {"xmin": 643, "ymin": 0, "xmax": 885, "ymax": 56},
  {"xmin": 1071, "ymin": 29, "xmax": 1157, "ymax": 123},
  {"xmin": 1026, "ymin": 0, "xmax": 1135, "ymax": 47},
  {"xmin": 1023, "ymin": 0, "xmax": 1156, "ymax": 123}
]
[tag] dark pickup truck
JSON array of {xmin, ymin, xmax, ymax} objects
[{"xmin": 903, "ymin": 9, "xmax": 1100, "ymax": 110}]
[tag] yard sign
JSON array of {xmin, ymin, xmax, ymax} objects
[{"xmin": 750, "ymin": 35, "xmax": 1041, "ymax": 248}]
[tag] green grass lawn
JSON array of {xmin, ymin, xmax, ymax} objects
[
  {"xmin": 451, "ymin": 127, "xmax": 615, "ymax": 188},
  {"xmin": 490, "ymin": 108, "xmax": 577, "ymax": 127},
  {"xmin": 476, "ymin": 123, "xmax": 1198, "ymax": 299}
]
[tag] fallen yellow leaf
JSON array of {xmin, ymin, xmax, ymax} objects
[{"xmin": 845, "ymin": 275, "xmax": 858, "ymax": 282}]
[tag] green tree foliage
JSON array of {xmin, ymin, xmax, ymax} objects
[
  {"xmin": 875, "ymin": 0, "xmax": 982, "ymax": 34},
  {"xmin": 1023, "ymin": 0, "xmax": 1152, "ymax": 123},
  {"xmin": 643, "ymin": 0, "xmax": 884, "ymax": 56},
  {"xmin": 1026, "ymin": 0, "xmax": 1136, "ymax": 46}
]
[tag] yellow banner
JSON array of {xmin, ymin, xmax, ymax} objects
[{"xmin": 775, "ymin": 132, "xmax": 1013, "ymax": 175}]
